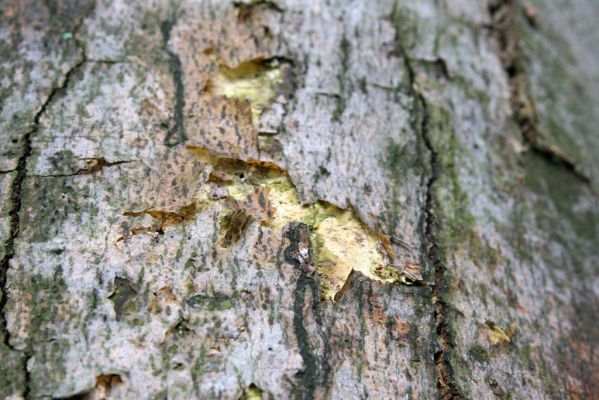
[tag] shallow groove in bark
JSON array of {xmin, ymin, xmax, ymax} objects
[{"xmin": 487, "ymin": 0, "xmax": 590, "ymax": 185}]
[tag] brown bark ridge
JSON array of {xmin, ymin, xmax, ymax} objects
[{"xmin": 0, "ymin": 0, "xmax": 597, "ymax": 399}]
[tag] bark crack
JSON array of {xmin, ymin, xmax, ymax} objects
[
  {"xmin": 0, "ymin": 5, "xmax": 93, "ymax": 394},
  {"xmin": 0, "ymin": 56, "xmax": 87, "ymax": 340},
  {"xmin": 389, "ymin": 3, "xmax": 460, "ymax": 398},
  {"xmin": 409, "ymin": 68, "xmax": 460, "ymax": 400},
  {"xmin": 415, "ymin": 72, "xmax": 460, "ymax": 400},
  {"xmin": 487, "ymin": 0, "xmax": 591, "ymax": 185}
]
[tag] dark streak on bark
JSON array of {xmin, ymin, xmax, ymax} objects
[
  {"xmin": 161, "ymin": 14, "xmax": 186, "ymax": 147},
  {"xmin": 389, "ymin": 3, "xmax": 460, "ymax": 398},
  {"xmin": 487, "ymin": 0, "xmax": 590, "ymax": 185},
  {"xmin": 286, "ymin": 223, "xmax": 317, "ymax": 399},
  {"xmin": 412, "ymin": 68, "xmax": 459, "ymax": 400},
  {"xmin": 310, "ymin": 279, "xmax": 331, "ymax": 397},
  {"xmin": 87, "ymin": 59, "xmax": 127, "ymax": 65},
  {"xmin": 332, "ymin": 34, "xmax": 351, "ymax": 122},
  {"xmin": 284, "ymin": 222, "xmax": 330, "ymax": 400},
  {"xmin": 292, "ymin": 272, "xmax": 317, "ymax": 400}
]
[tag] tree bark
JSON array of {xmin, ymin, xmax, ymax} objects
[{"xmin": 1, "ymin": 0, "xmax": 597, "ymax": 399}]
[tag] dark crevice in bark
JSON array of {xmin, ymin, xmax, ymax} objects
[
  {"xmin": 487, "ymin": 0, "xmax": 590, "ymax": 185},
  {"xmin": 1, "ymin": 3, "xmax": 95, "ymax": 397},
  {"xmin": 86, "ymin": 59, "xmax": 126, "ymax": 65},
  {"xmin": 527, "ymin": 145, "xmax": 589, "ymax": 184},
  {"xmin": 0, "ymin": 58, "xmax": 87, "ymax": 336},
  {"xmin": 161, "ymin": 12, "xmax": 187, "ymax": 147},
  {"xmin": 22, "ymin": 362, "xmax": 32, "ymax": 400},
  {"xmin": 411, "ymin": 71, "xmax": 460, "ymax": 400},
  {"xmin": 389, "ymin": 3, "xmax": 460, "ymax": 397},
  {"xmin": 0, "ymin": 32, "xmax": 90, "ymax": 400},
  {"xmin": 416, "ymin": 81, "xmax": 460, "ymax": 400}
]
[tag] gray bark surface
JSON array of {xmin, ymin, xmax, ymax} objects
[{"xmin": 0, "ymin": 0, "xmax": 597, "ymax": 399}]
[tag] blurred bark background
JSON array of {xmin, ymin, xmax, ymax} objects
[{"xmin": 0, "ymin": 0, "xmax": 598, "ymax": 398}]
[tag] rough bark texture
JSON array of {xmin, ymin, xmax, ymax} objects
[{"xmin": 0, "ymin": 0, "xmax": 597, "ymax": 399}]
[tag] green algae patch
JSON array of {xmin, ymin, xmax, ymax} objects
[
  {"xmin": 190, "ymin": 147, "xmax": 420, "ymax": 300},
  {"xmin": 468, "ymin": 344, "xmax": 490, "ymax": 364},
  {"xmin": 186, "ymin": 293, "xmax": 233, "ymax": 311},
  {"xmin": 206, "ymin": 58, "xmax": 285, "ymax": 124},
  {"xmin": 0, "ymin": 343, "xmax": 25, "ymax": 400}
]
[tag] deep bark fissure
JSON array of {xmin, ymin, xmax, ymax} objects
[
  {"xmin": 389, "ymin": 5, "xmax": 460, "ymax": 393},
  {"xmin": 487, "ymin": 0, "xmax": 590, "ymax": 185},
  {"xmin": 0, "ymin": 27, "xmax": 91, "ymax": 398},
  {"xmin": 411, "ymin": 75, "xmax": 460, "ymax": 400}
]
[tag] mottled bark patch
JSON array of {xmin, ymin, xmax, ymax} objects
[{"xmin": 186, "ymin": 294, "xmax": 234, "ymax": 311}]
